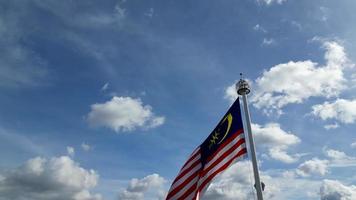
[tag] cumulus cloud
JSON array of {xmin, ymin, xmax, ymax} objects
[
  {"xmin": 224, "ymin": 83, "xmax": 238, "ymax": 103},
  {"xmin": 295, "ymin": 148, "xmax": 356, "ymax": 178},
  {"xmin": 204, "ymin": 161, "xmax": 321, "ymax": 199},
  {"xmin": 325, "ymin": 148, "xmax": 356, "ymax": 167},
  {"xmin": 118, "ymin": 174, "xmax": 166, "ymax": 200},
  {"xmin": 115, "ymin": 163, "xmax": 347, "ymax": 200},
  {"xmin": 267, "ymin": 148, "xmax": 299, "ymax": 164},
  {"xmin": 0, "ymin": 156, "xmax": 102, "ymax": 200},
  {"xmin": 87, "ymin": 96, "xmax": 165, "ymax": 132},
  {"xmin": 320, "ymin": 180, "xmax": 356, "ymax": 200},
  {"xmin": 294, "ymin": 148, "xmax": 356, "ymax": 178},
  {"xmin": 203, "ymin": 161, "xmax": 259, "ymax": 200},
  {"xmin": 296, "ymin": 158, "xmax": 329, "ymax": 177},
  {"xmin": 204, "ymin": 161, "xmax": 356, "ymax": 199},
  {"xmin": 251, "ymin": 41, "xmax": 353, "ymax": 115},
  {"xmin": 311, "ymin": 99, "xmax": 356, "ymax": 124},
  {"xmin": 252, "ymin": 123, "xmax": 301, "ymax": 163},
  {"xmin": 325, "ymin": 149, "xmax": 349, "ymax": 160}
]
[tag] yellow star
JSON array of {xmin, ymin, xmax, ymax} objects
[{"xmin": 209, "ymin": 131, "xmax": 220, "ymax": 148}]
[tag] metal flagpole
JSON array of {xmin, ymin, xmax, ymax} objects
[{"xmin": 237, "ymin": 76, "xmax": 264, "ymax": 200}]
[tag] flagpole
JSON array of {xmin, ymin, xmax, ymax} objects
[{"xmin": 237, "ymin": 77, "xmax": 264, "ymax": 200}]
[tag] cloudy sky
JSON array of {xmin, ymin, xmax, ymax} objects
[{"xmin": 1, "ymin": 0, "xmax": 356, "ymax": 199}]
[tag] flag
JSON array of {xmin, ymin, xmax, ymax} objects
[{"xmin": 166, "ymin": 98, "xmax": 247, "ymax": 200}]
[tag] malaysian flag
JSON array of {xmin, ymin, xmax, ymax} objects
[{"xmin": 166, "ymin": 98, "xmax": 247, "ymax": 200}]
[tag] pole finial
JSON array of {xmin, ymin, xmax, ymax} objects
[{"xmin": 236, "ymin": 74, "xmax": 250, "ymax": 95}]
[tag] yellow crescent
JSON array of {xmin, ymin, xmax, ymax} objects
[{"xmin": 218, "ymin": 113, "xmax": 233, "ymax": 144}]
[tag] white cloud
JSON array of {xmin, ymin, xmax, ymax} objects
[
  {"xmin": 290, "ymin": 21, "xmax": 302, "ymax": 30},
  {"xmin": 87, "ymin": 96, "xmax": 165, "ymax": 132},
  {"xmin": 351, "ymin": 142, "xmax": 356, "ymax": 149},
  {"xmin": 262, "ymin": 38, "xmax": 275, "ymax": 46},
  {"xmin": 0, "ymin": 156, "xmax": 102, "ymax": 200},
  {"xmin": 319, "ymin": 7, "xmax": 330, "ymax": 22},
  {"xmin": 320, "ymin": 179, "xmax": 356, "ymax": 200},
  {"xmin": 144, "ymin": 8, "xmax": 154, "ymax": 18},
  {"xmin": 252, "ymin": 123, "xmax": 301, "ymax": 163},
  {"xmin": 325, "ymin": 149, "xmax": 349, "ymax": 160},
  {"xmin": 114, "ymin": 1, "xmax": 127, "ymax": 21},
  {"xmin": 253, "ymin": 24, "xmax": 267, "ymax": 33},
  {"xmin": 204, "ymin": 162, "xmax": 356, "ymax": 200},
  {"xmin": 324, "ymin": 123, "xmax": 339, "ymax": 130},
  {"xmin": 267, "ymin": 148, "xmax": 299, "ymax": 164},
  {"xmin": 312, "ymin": 99, "xmax": 356, "ymax": 124},
  {"xmin": 251, "ymin": 41, "xmax": 353, "ymax": 115},
  {"xmin": 296, "ymin": 158, "xmax": 329, "ymax": 177},
  {"xmin": 325, "ymin": 149, "xmax": 356, "ymax": 167},
  {"xmin": 118, "ymin": 174, "xmax": 166, "ymax": 200},
  {"xmin": 295, "ymin": 149, "xmax": 356, "ymax": 178},
  {"xmin": 204, "ymin": 161, "xmax": 321, "ymax": 199},
  {"xmin": 81, "ymin": 143, "xmax": 92, "ymax": 152},
  {"xmin": 224, "ymin": 82, "xmax": 238, "ymax": 103},
  {"xmin": 115, "ymin": 163, "xmax": 355, "ymax": 200},
  {"xmin": 252, "ymin": 123, "xmax": 300, "ymax": 147},
  {"xmin": 203, "ymin": 161, "xmax": 259, "ymax": 200},
  {"xmin": 294, "ymin": 148, "xmax": 356, "ymax": 178},
  {"xmin": 101, "ymin": 83, "xmax": 109, "ymax": 91},
  {"xmin": 67, "ymin": 146, "xmax": 75, "ymax": 157},
  {"xmin": 258, "ymin": 0, "xmax": 287, "ymax": 5}
]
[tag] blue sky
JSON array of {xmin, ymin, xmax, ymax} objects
[{"xmin": 1, "ymin": 0, "xmax": 356, "ymax": 199}]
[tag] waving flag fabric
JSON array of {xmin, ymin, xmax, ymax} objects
[{"xmin": 166, "ymin": 98, "xmax": 247, "ymax": 200}]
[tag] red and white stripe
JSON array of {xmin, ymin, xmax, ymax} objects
[
  {"xmin": 166, "ymin": 148, "xmax": 202, "ymax": 200},
  {"xmin": 166, "ymin": 130, "xmax": 247, "ymax": 200}
]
